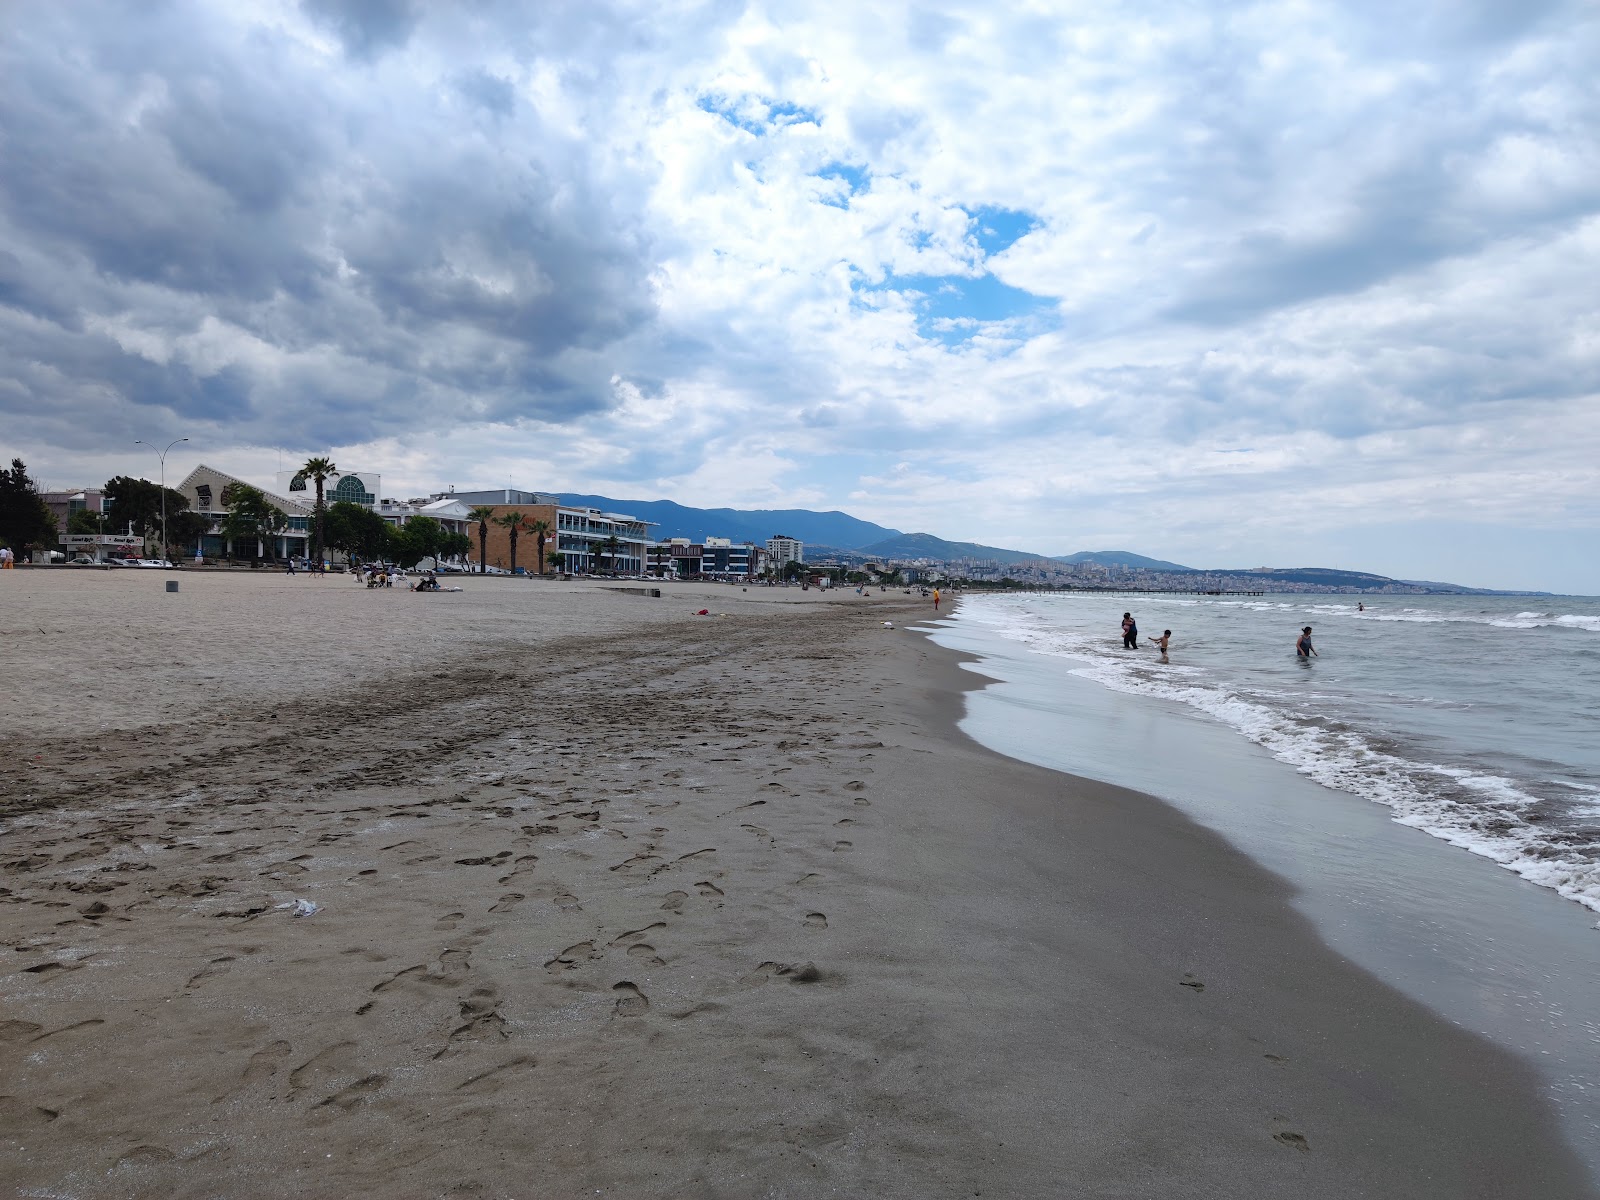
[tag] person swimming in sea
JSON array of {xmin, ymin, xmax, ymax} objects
[
  {"xmin": 1296, "ymin": 625, "xmax": 1318, "ymax": 658},
  {"xmin": 1122, "ymin": 612, "xmax": 1138, "ymax": 649}
]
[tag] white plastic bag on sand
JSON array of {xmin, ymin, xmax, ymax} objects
[
  {"xmin": 276, "ymin": 898, "xmax": 321, "ymax": 917},
  {"xmin": 883, "ymin": 621, "xmax": 894, "ymax": 629}
]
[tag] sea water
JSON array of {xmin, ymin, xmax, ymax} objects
[
  {"xmin": 958, "ymin": 592, "xmax": 1600, "ymax": 913},
  {"xmin": 925, "ymin": 591, "xmax": 1600, "ymax": 1173}
]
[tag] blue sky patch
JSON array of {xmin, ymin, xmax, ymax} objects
[
  {"xmin": 857, "ymin": 271, "xmax": 1055, "ymax": 345},
  {"xmin": 967, "ymin": 206, "xmax": 1039, "ymax": 256},
  {"xmin": 815, "ymin": 161, "xmax": 869, "ymax": 208},
  {"xmin": 697, "ymin": 93, "xmax": 821, "ymax": 136}
]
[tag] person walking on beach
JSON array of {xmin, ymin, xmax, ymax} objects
[
  {"xmin": 1153, "ymin": 629, "xmax": 1171, "ymax": 663},
  {"xmin": 1121, "ymin": 612, "xmax": 1139, "ymax": 649},
  {"xmin": 1296, "ymin": 625, "xmax": 1318, "ymax": 658},
  {"xmin": 0, "ymin": 546, "xmax": 13, "ymax": 569},
  {"xmin": 933, "ymin": 587, "xmax": 941, "ymax": 611}
]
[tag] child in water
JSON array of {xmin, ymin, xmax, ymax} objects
[{"xmin": 1153, "ymin": 630, "xmax": 1171, "ymax": 662}]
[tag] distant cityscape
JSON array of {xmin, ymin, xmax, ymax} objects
[{"xmin": 14, "ymin": 459, "xmax": 1514, "ymax": 593}]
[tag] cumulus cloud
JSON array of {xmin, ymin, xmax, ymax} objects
[{"xmin": 2, "ymin": 0, "xmax": 1597, "ymax": 587}]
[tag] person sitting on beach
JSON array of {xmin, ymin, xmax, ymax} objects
[
  {"xmin": 1122, "ymin": 612, "xmax": 1138, "ymax": 649},
  {"xmin": 1296, "ymin": 625, "xmax": 1318, "ymax": 658},
  {"xmin": 1154, "ymin": 629, "xmax": 1171, "ymax": 662}
]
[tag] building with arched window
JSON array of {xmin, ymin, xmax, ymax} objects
[{"xmin": 276, "ymin": 468, "xmax": 380, "ymax": 507}]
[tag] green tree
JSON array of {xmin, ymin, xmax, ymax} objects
[
  {"xmin": 782, "ymin": 559, "xmax": 806, "ymax": 582},
  {"xmin": 594, "ymin": 533, "xmax": 621, "ymax": 574},
  {"xmin": 549, "ymin": 551, "xmax": 566, "ymax": 572},
  {"xmin": 0, "ymin": 458, "xmax": 57, "ymax": 555},
  {"xmin": 66, "ymin": 508, "xmax": 103, "ymax": 536},
  {"xmin": 494, "ymin": 510, "xmax": 527, "ymax": 573},
  {"xmin": 323, "ymin": 500, "xmax": 389, "ymax": 563},
  {"xmin": 167, "ymin": 509, "xmax": 209, "ymax": 557},
  {"xmin": 439, "ymin": 531, "xmax": 472, "ymax": 564},
  {"xmin": 219, "ymin": 484, "xmax": 287, "ymax": 560},
  {"xmin": 101, "ymin": 476, "xmax": 192, "ymax": 544},
  {"xmin": 389, "ymin": 516, "xmax": 444, "ymax": 568},
  {"xmin": 297, "ymin": 457, "xmax": 339, "ymax": 565},
  {"xmin": 468, "ymin": 505, "xmax": 496, "ymax": 574},
  {"xmin": 527, "ymin": 519, "xmax": 552, "ymax": 574}
]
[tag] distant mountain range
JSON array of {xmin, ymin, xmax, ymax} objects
[
  {"xmin": 559, "ymin": 492, "xmax": 1514, "ymax": 593},
  {"xmin": 558, "ymin": 494, "xmax": 899, "ymax": 551}
]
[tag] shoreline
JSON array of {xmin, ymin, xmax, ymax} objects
[{"xmin": 1, "ymin": 576, "xmax": 1592, "ymax": 1196}]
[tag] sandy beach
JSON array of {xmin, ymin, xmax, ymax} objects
[{"xmin": 2, "ymin": 571, "xmax": 1592, "ymax": 1199}]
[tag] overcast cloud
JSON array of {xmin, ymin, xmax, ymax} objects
[{"xmin": 3, "ymin": 0, "xmax": 1597, "ymax": 590}]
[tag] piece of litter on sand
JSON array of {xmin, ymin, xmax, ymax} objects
[
  {"xmin": 275, "ymin": 899, "xmax": 321, "ymax": 917},
  {"xmin": 883, "ymin": 621, "xmax": 894, "ymax": 629}
]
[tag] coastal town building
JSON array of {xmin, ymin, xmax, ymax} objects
[
  {"xmin": 175, "ymin": 464, "xmax": 314, "ymax": 560},
  {"xmin": 765, "ymin": 534, "xmax": 803, "ymax": 570},
  {"xmin": 40, "ymin": 487, "xmax": 107, "ymax": 529},
  {"xmin": 649, "ymin": 537, "xmax": 765, "ymax": 580},
  {"xmin": 460, "ymin": 495, "xmax": 655, "ymax": 574}
]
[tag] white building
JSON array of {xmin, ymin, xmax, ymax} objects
[
  {"xmin": 176, "ymin": 464, "xmax": 314, "ymax": 560},
  {"xmin": 765, "ymin": 534, "xmax": 804, "ymax": 571},
  {"xmin": 276, "ymin": 468, "xmax": 380, "ymax": 508}
]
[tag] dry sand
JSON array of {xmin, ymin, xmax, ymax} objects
[{"xmin": 1, "ymin": 571, "xmax": 1592, "ymax": 1198}]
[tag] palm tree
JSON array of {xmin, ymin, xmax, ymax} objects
[
  {"xmin": 468, "ymin": 506, "xmax": 496, "ymax": 574},
  {"xmin": 494, "ymin": 510, "xmax": 527, "ymax": 574},
  {"xmin": 298, "ymin": 457, "xmax": 339, "ymax": 566},
  {"xmin": 595, "ymin": 533, "xmax": 622, "ymax": 575},
  {"xmin": 528, "ymin": 518, "xmax": 551, "ymax": 575}
]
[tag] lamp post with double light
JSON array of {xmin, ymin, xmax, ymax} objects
[{"xmin": 135, "ymin": 437, "xmax": 188, "ymax": 565}]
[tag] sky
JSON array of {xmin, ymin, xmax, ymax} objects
[{"xmin": 3, "ymin": 0, "xmax": 1598, "ymax": 593}]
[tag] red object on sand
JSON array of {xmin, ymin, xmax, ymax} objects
[{"xmin": 696, "ymin": 608, "xmax": 710, "ymax": 615}]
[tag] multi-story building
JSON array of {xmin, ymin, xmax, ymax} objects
[
  {"xmin": 39, "ymin": 488, "xmax": 107, "ymax": 531},
  {"xmin": 655, "ymin": 537, "xmax": 765, "ymax": 580},
  {"xmin": 454, "ymin": 493, "xmax": 654, "ymax": 574},
  {"xmin": 175, "ymin": 464, "xmax": 314, "ymax": 559},
  {"xmin": 765, "ymin": 534, "xmax": 803, "ymax": 570}
]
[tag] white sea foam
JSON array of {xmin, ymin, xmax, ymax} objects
[{"xmin": 968, "ymin": 601, "xmax": 1600, "ymax": 914}]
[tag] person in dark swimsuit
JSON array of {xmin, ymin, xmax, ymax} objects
[
  {"xmin": 1122, "ymin": 612, "xmax": 1138, "ymax": 649},
  {"xmin": 1296, "ymin": 626, "xmax": 1317, "ymax": 658}
]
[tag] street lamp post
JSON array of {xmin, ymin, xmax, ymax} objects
[{"xmin": 135, "ymin": 437, "xmax": 188, "ymax": 565}]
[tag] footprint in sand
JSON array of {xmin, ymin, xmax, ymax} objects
[
  {"xmin": 240, "ymin": 1040, "xmax": 292, "ymax": 1086},
  {"xmin": 185, "ymin": 956, "xmax": 235, "ymax": 990},
  {"xmin": 455, "ymin": 1055, "xmax": 536, "ymax": 1094},
  {"xmin": 739, "ymin": 960, "xmax": 827, "ymax": 987},
  {"xmin": 528, "ymin": 884, "xmax": 582, "ymax": 912},
  {"xmin": 626, "ymin": 944, "xmax": 665, "ymax": 965},
  {"xmin": 317, "ymin": 1073, "xmax": 387, "ymax": 1111},
  {"xmin": 853, "ymin": 798, "xmax": 871, "ymax": 807},
  {"xmin": 832, "ymin": 841, "xmax": 852, "ymax": 852},
  {"xmin": 694, "ymin": 880, "xmax": 725, "ymax": 902},
  {"xmin": 288, "ymin": 1042, "xmax": 358, "ymax": 1096},
  {"xmin": 612, "ymin": 981, "xmax": 649, "ymax": 1016},
  {"xmin": 660, "ymin": 891, "xmax": 689, "ymax": 912},
  {"xmin": 1179, "ymin": 974, "xmax": 1205, "ymax": 992},
  {"xmin": 803, "ymin": 912, "xmax": 828, "ymax": 929},
  {"xmin": 1272, "ymin": 1129, "xmax": 1310, "ymax": 1152},
  {"xmin": 544, "ymin": 941, "xmax": 603, "ymax": 973},
  {"xmin": 609, "ymin": 922, "xmax": 666, "ymax": 946},
  {"xmin": 489, "ymin": 894, "xmax": 524, "ymax": 913},
  {"xmin": 844, "ymin": 781, "xmax": 867, "ymax": 792},
  {"xmin": 118, "ymin": 1146, "xmax": 177, "ymax": 1165},
  {"xmin": 834, "ymin": 818, "xmax": 855, "ymax": 827}
]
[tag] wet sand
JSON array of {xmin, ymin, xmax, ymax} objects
[{"xmin": 2, "ymin": 572, "xmax": 1592, "ymax": 1198}]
